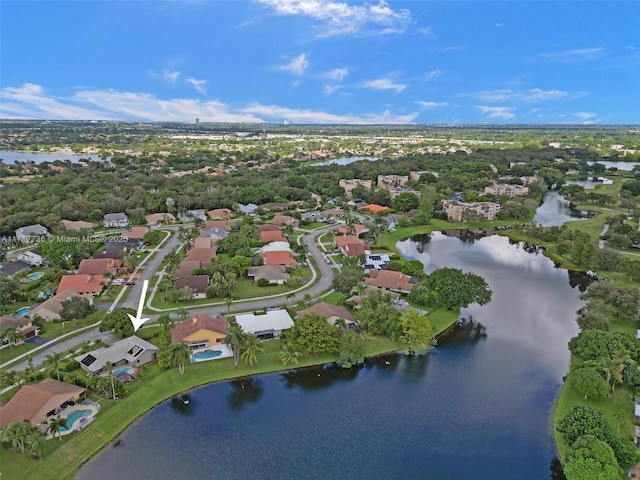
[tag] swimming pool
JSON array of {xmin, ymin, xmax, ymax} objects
[
  {"xmin": 114, "ymin": 367, "xmax": 131, "ymax": 376},
  {"xmin": 191, "ymin": 350, "xmax": 222, "ymax": 362},
  {"xmin": 38, "ymin": 289, "xmax": 52, "ymax": 298},
  {"xmin": 27, "ymin": 272, "xmax": 44, "ymax": 281},
  {"xmin": 60, "ymin": 409, "xmax": 92, "ymax": 432},
  {"xmin": 15, "ymin": 307, "xmax": 30, "ymax": 317}
]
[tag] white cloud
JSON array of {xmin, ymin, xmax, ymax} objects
[
  {"xmin": 275, "ymin": 54, "xmax": 309, "ymax": 76},
  {"xmin": 415, "ymin": 101, "xmax": 447, "ymax": 109},
  {"xmin": 321, "ymin": 67, "xmax": 349, "ymax": 81},
  {"xmin": 186, "ymin": 78, "xmax": 207, "ymax": 95},
  {"xmin": 0, "ymin": 82, "xmax": 415, "ymax": 124},
  {"xmin": 258, "ymin": 0, "xmax": 412, "ymax": 37},
  {"xmin": 324, "ymin": 85, "xmax": 341, "ymax": 95},
  {"xmin": 536, "ymin": 48, "xmax": 605, "ymax": 62},
  {"xmin": 472, "ymin": 88, "xmax": 568, "ymax": 103},
  {"xmin": 149, "ymin": 69, "xmax": 181, "ymax": 85},
  {"xmin": 573, "ymin": 112, "xmax": 598, "ymax": 123},
  {"xmin": 242, "ymin": 102, "xmax": 417, "ymax": 124},
  {"xmin": 475, "ymin": 106, "xmax": 516, "ymax": 121},
  {"xmin": 360, "ymin": 77, "xmax": 407, "ymax": 93},
  {"xmin": 422, "ymin": 69, "xmax": 442, "ymax": 81}
]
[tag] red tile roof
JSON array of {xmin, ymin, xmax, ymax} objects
[
  {"xmin": 263, "ymin": 251, "xmax": 296, "ymax": 265},
  {"xmin": 333, "ymin": 235, "xmax": 363, "ymax": 248},
  {"xmin": 360, "ymin": 204, "xmax": 389, "ymax": 213},
  {"xmin": 122, "ymin": 227, "xmax": 149, "ymax": 240},
  {"xmin": 271, "ymin": 215, "xmax": 297, "ymax": 226},
  {"xmin": 56, "ymin": 274, "xmax": 105, "ymax": 295},
  {"xmin": 364, "ymin": 270, "xmax": 415, "ymax": 292},
  {"xmin": 185, "ymin": 247, "xmax": 217, "ymax": 267},
  {"xmin": 260, "ymin": 230, "xmax": 287, "ymax": 242},
  {"xmin": 77, "ymin": 258, "xmax": 121, "ymax": 275},
  {"xmin": 202, "ymin": 220, "xmax": 231, "ymax": 232}
]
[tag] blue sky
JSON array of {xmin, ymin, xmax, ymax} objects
[{"xmin": 1, "ymin": 1, "xmax": 639, "ymax": 124}]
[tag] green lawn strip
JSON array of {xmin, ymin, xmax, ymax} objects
[
  {"xmin": 1, "ymin": 336, "xmax": 400, "ymax": 480},
  {"xmin": 321, "ymin": 291, "xmax": 348, "ymax": 305},
  {"xmin": 0, "ymin": 343, "xmax": 37, "ymax": 364},
  {"xmin": 428, "ymin": 307, "xmax": 461, "ymax": 335}
]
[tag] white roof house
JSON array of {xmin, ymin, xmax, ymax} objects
[
  {"xmin": 235, "ymin": 309, "xmax": 294, "ymax": 339},
  {"xmin": 261, "ymin": 241, "xmax": 292, "ymax": 253},
  {"xmin": 74, "ymin": 335, "xmax": 158, "ymax": 375}
]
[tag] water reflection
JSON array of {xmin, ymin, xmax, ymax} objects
[
  {"xmin": 533, "ymin": 191, "xmax": 586, "ymax": 227},
  {"xmin": 279, "ymin": 363, "xmax": 360, "ymax": 391},
  {"xmin": 170, "ymin": 394, "xmax": 193, "ymax": 416},
  {"xmin": 227, "ymin": 377, "xmax": 264, "ymax": 411},
  {"xmin": 438, "ymin": 316, "xmax": 488, "ymax": 347},
  {"xmin": 565, "ymin": 177, "xmax": 613, "ymax": 189}
]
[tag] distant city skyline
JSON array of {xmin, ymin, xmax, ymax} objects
[{"xmin": 1, "ymin": 1, "xmax": 639, "ymax": 124}]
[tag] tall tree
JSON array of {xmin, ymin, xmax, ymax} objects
[
  {"xmin": 166, "ymin": 342, "xmax": 191, "ymax": 374},
  {"xmin": 398, "ymin": 310, "xmax": 436, "ymax": 356},
  {"xmin": 44, "ymin": 351, "xmax": 65, "ymax": 381},
  {"xmin": 102, "ymin": 362, "xmax": 117, "ymax": 400},
  {"xmin": 225, "ymin": 325, "xmax": 246, "ymax": 366},
  {"xmin": 1, "ymin": 422, "xmax": 41, "ymax": 455},
  {"xmin": 240, "ymin": 335, "xmax": 264, "ymax": 366},
  {"xmin": 48, "ymin": 415, "xmax": 68, "ymax": 441}
]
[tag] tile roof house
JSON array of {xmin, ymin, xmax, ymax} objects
[
  {"xmin": 0, "ymin": 379, "xmax": 86, "ymax": 429},
  {"xmin": 177, "ymin": 260, "xmax": 202, "ymax": 278},
  {"xmin": 92, "ymin": 246, "xmax": 127, "ymax": 260},
  {"xmin": 171, "ymin": 315, "xmax": 230, "ymax": 348},
  {"xmin": 61, "ymin": 219, "xmax": 95, "ymax": 231},
  {"xmin": 247, "ymin": 265, "xmax": 290, "ymax": 285},
  {"xmin": 270, "ymin": 215, "xmax": 298, "ymax": 227},
  {"xmin": 202, "ymin": 220, "xmax": 231, "ymax": 232},
  {"xmin": 56, "ymin": 275, "xmax": 104, "ymax": 297},
  {"xmin": 77, "ymin": 258, "xmax": 121, "ymax": 276},
  {"xmin": 235, "ymin": 309, "xmax": 294, "ymax": 339},
  {"xmin": 359, "ymin": 204, "xmax": 390, "ymax": 214},
  {"xmin": 260, "ymin": 202, "xmax": 289, "ymax": 211},
  {"xmin": 27, "ymin": 288, "xmax": 78, "ymax": 322},
  {"xmin": 296, "ymin": 302, "xmax": 358, "ymax": 331},
  {"xmin": 74, "ymin": 335, "xmax": 159, "ymax": 375},
  {"xmin": 103, "ymin": 213, "xmax": 129, "ymax": 228},
  {"xmin": 0, "ymin": 316, "xmax": 40, "ymax": 345},
  {"xmin": 199, "ymin": 226, "xmax": 228, "ymax": 243},
  {"xmin": 185, "ymin": 247, "xmax": 217, "ymax": 267},
  {"xmin": 179, "ymin": 209, "xmax": 207, "ymax": 222},
  {"xmin": 122, "ymin": 227, "xmax": 150, "ymax": 240},
  {"xmin": 146, "ymin": 212, "xmax": 176, "ymax": 225},
  {"xmin": 364, "ymin": 270, "xmax": 418, "ymax": 293},
  {"xmin": 346, "ymin": 286, "xmax": 400, "ymax": 309},
  {"xmin": 175, "ymin": 275, "xmax": 209, "ymax": 297},
  {"xmin": 260, "ymin": 230, "xmax": 287, "ymax": 243},
  {"xmin": 207, "ymin": 208, "xmax": 233, "ymax": 220},
  {"xmin": 193, "ymin": 237, "xmax": 214, "ymax": 249},
  {"xmin": 343, "ymin": 242, "xmax": 368, "ymax": 257},
  {"xmin": 262, "ymin": 250, "xmax": 296, "ymax": 266},
  {"xmin": 336, "ymin": 224, "xmax": 368, "ymax": 236},
  {"xmin": 258, "ymin": 224, "xmax": 281, "ymax": 232}
]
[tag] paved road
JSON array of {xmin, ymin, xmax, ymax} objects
[{"xmin": 5, "ymin": 225, "xmax": 341, "ymax": 371}]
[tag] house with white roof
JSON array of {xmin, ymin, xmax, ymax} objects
[
  {"xmin": 261, "ymin": 241, "xmax": 292, "ymax": 253},
  {"xmin": 15, "ymin": 224, "xmax": 51, "ymax": 243},
  {"xmin": 235, "ymin": 309, "xmax": 294, "ymax": 339},
  {"xmin": 74, "ymin": 335, "xmax": 158, "ymax": 375}
]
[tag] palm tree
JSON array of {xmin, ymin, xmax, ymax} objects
[
  {"xmin": 225, "ymin": 325, "xmax": 246, "ymax": 366},
  {"xmin": 102, "ymin": 271, "xmax": 113, "ymax": 294},
  {"xmin": 48, "ymin": 415, "xmax": 68, "ymax": 441},
  {"xmin": 166, "ymin": 343, "xmax": 191, "ymax": 374},
  {"xmin": 44, "ymin": 352, "xmax": 65, "ymax": 381},
  {"xmin": 177, "ymin": 307, "xmax": 190, "ymax": 321},
  {"xmin": 158, "ymin": 313, "xmax": 174, "ymax": 335},
  {"xmin": 2, "ymin": 326, "xmax": 24, "ymax": 347},
  {"xmin": 102, "ymin": 362, "xmax": 117, "ymax": 400},
  {"xmin": 279, "ymin": 341, "xmax": 301, "ymax": 366},
  {"xmin": 1, "ymin": 422, "xmax": 40, "ymax": 454},
  {"xmin": 241, "ymin": 335, "xmax": 264, "ymax": 366},
  {"xmin": 27, "ymin": 356, "xmax": 37, "ymax": 382}
]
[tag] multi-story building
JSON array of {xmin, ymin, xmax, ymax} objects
[
  {"xmin": 484, "ymin": 184, "xmax": 529, "ymax": 198},
  {"xmin": 442, "ymin": 200, "xmax": 501, "ymax": 221},
  {"xmin": 377, "ymin": 175, "xmax": 409, "ymax": 189},
  {"xmin": 339, "ymin": 179, "xmax": 372, "ymax": 198}
]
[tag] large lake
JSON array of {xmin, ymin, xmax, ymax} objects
[
  {"xmin": 0, "ymin": 150, "xmax": 109, "ymax": 164},
  {"xmin": 77, "ymin": 233, "xmax": 583, "ymax": 480}
]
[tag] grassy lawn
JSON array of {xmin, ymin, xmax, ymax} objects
[
  {"xmin": 428, "ymin": 306, "xmax": 461, "ymax": 335},
  {"xmin": 0, "ymin": 342, "xmax": 37, "ymax": 365},
  {"xmin": 0, "ymin": 335, "xmax": 400, "ymax": 480},
  {"xmin": 321, "ymin": 291, "xmax": 348, "ymax": 305}
]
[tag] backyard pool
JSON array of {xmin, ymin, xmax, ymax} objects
[
  {"xmin": 15, "ymin": 307, "xmax": 30, "ymax": 317},
  {"xmin": 27, "ymin": 272, "xmax": 44, "ymax": 281},
  {"xmin": 60, "ymin": 409, "xmax": 93, "ymax": 432},
  {"xmin": 191, "ymin": 350, "xmax": 222, "ymax": 362},
  {"xmin": 114, "ymin": 367, "xmax": 131, "ymax": 376},
  {"xmin": 38, "ymin": 289, "xmax": 52, "ymax": 298}
]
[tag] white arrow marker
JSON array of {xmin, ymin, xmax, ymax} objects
[{"xmin": 127, "ymin": 279, "xmax": 150, "ymax": 331}]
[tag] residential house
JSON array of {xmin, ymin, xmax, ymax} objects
[
  {"xmin": 359, "ymin": 204, "xmax": 390, "ymax": 214},
  {"xmin": 146, "ymin": 212, "xmax": 176, "ymax": 226},
  {"xmin": 364, "ymin": 253, "xmax": 391, "ymax": 271},
  {"xmin": 260, "ymin": 230, "xmax": 287, "ymax": 243},
  {"xmin": 185, "ymin": 247, "xmax": 217, "ymax": 267},
  {"xmin": 260, "ymin": 202, "xmax": 288, "ymax": 212},
  {"xmin": 347, "ymin": 286, "xmax": 400, "ymax": 309},
  {"xmin": 171, "ymin": 315, "xmax": 229, "ymax": 348},
  {"xmin": 92, "ymin": 246, "xmax": 127, "ymax": 260},
  {"xmin": 238, "ymin": 203, "xmax": 258, "ymax": 215},
  {"xmin": 333, "ymin": 235, "xmax": 367, "ymax": 256},
  {"xmin": 235, "ymin": 309, "xmax": 294, "ymax": 339},
  {"xmin": 271, "ymin": 215, "xmax": 298, "ymax": 227},
  {"xmin": 0, "ymin": 316, "xmax": 40, "ymax": 345},
  {"xmin": 247, "ymin": 265, "xmax": 290, "ymax": 285},
  {"xmin": 0, "ymin": 379, "xmax": 86, "ymax": 429},
  {"xmin": 179, "ymin": 209, "xmax": 207, "ymax": 222},
  {"xmin": 202, "ymin": 220, "xmax": 231, "ymax": 232},
  {"xmin": 207, "ymin": 208, "xmax": 233, "ymax": 220},
  {"xmin": 339, "ymin": 179, "xmax": 372, "ymax": 198},
  {"xmin": 442, "ymin": 200, "xmax": 501, "ymax": 221},
  {"xmin": 364, "ymin": 270, "xmax": 418, "ymax": 294},
  {"xmin": 61, "ymin": 219, "xmax": 95, "ymax": 231},
  {"xmin": 336, "ymin": 224, "xmax": 368, "ymax": 237},
  {"xmin": 410, "ymin": 170, "xmax": 438, "ymax": 181},
  {"xmin": 377, "ymin": 174, "xmax": 409, "ymax": 189},
  {"xmin": 383, "ymin": 215, "xmax": 399, "ymax": 230},
  {"xmin": 321, "ymin": 208, "xmax": 345, "ymax": 220},
  {"xmin": 122, "ymin": 227, "xmax": 150, "ymax": 240},
  {"xmin": 15, "ymin": 224, "xmax": 51, "ymax": 243},
  {"xmin": 301, "ymin": 211, "xmax": 324, "ymax": 222},
  {"xmin": 105, "ymin": 238, "xmax": 143, "ymax": 250},
  {"xmin": 17, "ymin": 250, "xmax": 46, "ymax": 267},
  {"xmin": 77, "ymin": 258, "xmax": 121, "ymax": 276},
  {"xmin": 199, "ymin": 226, "xmax": 229, "ymax": 244},
  {"xmin": 262, "ymin": 250, "xmax": 296, "ymax": 266},
  {"xmin": 103, "ymin": 213, "xmax": 129, "ymax": 228},
  {"xmin": 177, "ymin": 260, "xmax": 202, "ymax": 278},
  {"xmin": 27, "ymin": 288, "xmax": 78, "ymax": 322},
  {"xmin": 296, "ymin": 302, "xmax": 359, "ymax": 331},
  {"xmin": 56, "ymin": 275, "xmax": 104, "ymax": 297},
  {"xmin": 74, "ymin": 335, "xmax": 159, "ymax": 375},
  {"xmin": 258, "ymin": 224, "xmax": 281, "ymax": 232},
  {"xmin": 193, "ymin": 237, "xmax": 214, "ymax": 249},
  {"xmin": 0, "ymin": 261, "xmax": 31, "ymax": 278},
  {"xmin": 175, "ymin": 275, "xmax": 209, "ymax": 298},
  {"xmin": 261, "ymin": 241, "xmax": 292, "ymax": 253}
]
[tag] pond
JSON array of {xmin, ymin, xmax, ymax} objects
[
  {"xmin": 587, "ymin": 160, "xmax": 638, "ymax": 171},
  {"xmin": 77, "ymin": 234, "xmax": 584, "ymax": 480},
  {"xmin": 532, "ymin": 191, "xmax": 589, "ymax": 227},
  {"xmin": 310, "ymin": 155, "xmax": 380, "ymax": 166},
  {"xmin": 565, "ymin": 177, "xmax": 614, "ymax": 189}
]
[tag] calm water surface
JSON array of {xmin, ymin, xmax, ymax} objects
[
  {"xmin": 310, "ymin": 155, "xmax": 380, "ymax": 166},
  {"xmin": 77, "ymin": 234, "xmax": 582, "ymax": 480},
  {"xmin": 533, "ymin": 191, "xmax": 586, "ymax": 227},
  {"xmin": 0, "ymin": 150, "xmax": 109, "ymax": 164}
]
